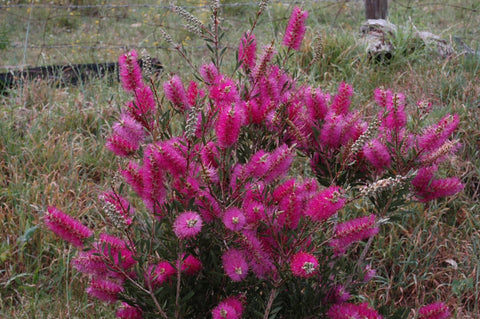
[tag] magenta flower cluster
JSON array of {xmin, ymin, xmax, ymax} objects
[
  {"xmin": 44, "ymin": 206, "xmax": 92, "ymax": 248},
  {"xmin": 282, "ymin": 6, "xmax": 309, "ymax": 51},
  {"xmin": 418, "ymin": 302, "xmax": 451, "ymax": 319},
  {"xmin": 42, "ymin": 5, "xmax": 462, "ymax": 318}
]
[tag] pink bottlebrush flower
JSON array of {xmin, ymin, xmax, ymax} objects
[
  {"xmin": 253, "ymin": 45, "xmax": 276, "ymax": 80},
  {"xmin": 222, "ymin": 248, "xmax": 249, "ymax": 282},
  {"xmin": 374, "ymin": 87, "xmax": 393, "ymax": 109},
  {"xmin": 245, "ymin": 149, "xmax": 270, "ymax": 178},
  {"xmin": 398, "ymin": 129, "xmax": 415, "ymax": 155},
  {"xmin": 200, "ymin": 141, "xmax": 220, "ymax": 168},
  {"xmin": 212, "ymin": 304, "xmax": 238, "ymax": 319},
  {"xmin": 418, "ymin": 114, "xmax": 459, "ymax": 152},
  {"xmin": 72, "ymin": 250, "xmax": 107, "ymax": 276},
  {"xmin": 263, "ymin": 144, "xmax": 294, "ymax": 183},
  {"xmin": 44, "ymin": 206, "xmax": 93, "ymax": 248},
  {"xmin": 222, "ymin": 297, "xmax": 244, "ymax": 318},
  {"xmin": 145, "ymin": 261, "xmax": 176, "ymax": 287},
  {"xmin": 339, "ymin": 112, "xmax": 366, "ymax": 146},
  {"xmin": 229, "ymin": 164, "xmax": 249, "ymax": 193},
  {"xmin": 259, "ymin": 70, "xmax": 282, "ymax": 104},
  {"xmin": 242, "ymin": 183, "xmax": 266, "ymax": 225},
  {"xmin": 96, "ymin": 233, "xmax": 136, "ymax": 270},
  {"xmin": 132, "ymin": 85, "xmax": 156, "ymax": 129},
  {"xmin": 97, "ymin": 233, "xmax": 127, "ymax": 250},
  {"xmin": 116, "ymin": 302, "xmax": 143, "ymax": 319},
  {"xmin": 112, "ymin": 113, "xmax": 145, "ymax": 147},
  {"xmin": 276, "ymin": 187, "xmax": 303, "ymax": 229},
  {"xmin": 125, "ymin": 103, "xmax": 151, "ymax": 134},
  {"xmin": 427, "ymin": 177, "xmax": 464, "ymax": 200},
  {"xmin": 244, "ymin": 182, "xmax": 265, "ymax": 203},
  {"xmin": 119, "ymin": 50, "xmax": 143, "ymax": 92},
  {"xmin": 215, "ymin": 102, "xmax": 245, "ymax": 149},
  {"xmin": 195, "ymin": 191, "xmax": 221, "ymax": 223},
  {"xmin": 87, "ymin": 277, "xmax": 124, "ymax": 303},
  {"xmin": 106, "ymin": 134, "xmax": 138, "ymax": 157},
  {"xmin": 282, "ymin": 6, "xmax": 308, "ymax": 51},
  {"xmin": 411, "ymin": 165, "xmax": 437, "ymax": 199},
  {"xmin": 121, "ymin": 161, "xmax": 144, "ymax": 198},
  {"xmin": 238, "ymin": 31, "xmax": 257, "ymax": 70},
  {"xmin": 187, "ymin": 81, "xmax": 199, "ymax": 107},
  {"xmin": 212, "ymin": 297, "xmax": 244, "ymax": 319},
  {"xmin": 209, "ymin": 77, "xmax": 240, "ymax": 110},
  {"xmin": 238, "ymin": 230, "xmax": 275, "ymax": 278},
  {"xmin": 142, "ymin": 147, "xmax": 166, "ymax": 214},
  {"xmin": 327, "ymin": 302, "xmax": 382, "ymax": 319},
  {"xmin": 241, "ymin": 183, "xmax": 267, "ymax": 224},
  {"xmin": 174, "ymin": 176, "xmax": 200, "ymax": 203},
  {"xmin": 255, "ymin": 66, "xmax": 289, "ymax": 102},
  {"xmin": 288, "ymin": 115, "xmax": 312, "ymax": 151},
  {"xmin": 290, "ymin": 251, "xmax": 318, "ymax": 278},
  {"xmin": 380, "ymin": 92, "xmax": 407, "ymax": 131},
  {"xmin": 331, "ymin": 82, "xmax": 353, "ymax": 115},
  {"xmin": 272, "ymin": 179, "xmax": 296, "ymax": 202},
  {"xmin": 319, "ymin": 112, "xmax": 344, "ymax": 149},
  {"xmin": 173, "ymin": 211, "xmax": 203, "ymax": 239},
  {"xmin": 304, "ymin": 86, "xmax": 328, "ymax": 121},
  {"xmin": 199, "ymin": 62, "xmax": 219, "ymax": 84},
  {"xmin": 163, "ymin": 75, "xmax": 189, "ymax": 111},
  {"xmin": 99, "ymin": 191, "xmax": 135, "ymax": 226},
  {"xmin": 418, "ymin": 302, "xmax": 450, "ymax": 319},
  {"xmin": 298, "ymin": 178, "xmax": 320, "ymax": 204},
  {"xmin": 286, "ymin": 99, "xmax": 303, "ymax": 125},
  {"xmin": 242, "ymin": 199, "xmax": 266, "ymax": 225},
  {"xmin": 362, "ymin": 139, "xmax": 392, "ymax": 170},
  {"xmin": 134, "ymin": 85, "xmax": 156, "ymax": 114},
  {"xmin": 364, "ymin": 264, "xmax": 377, "ymax": 282},
  {"xmin": 326, "ymin": 285, "xmax": 351, "ymax": 304},
  {"xmin": 223, "ymin": 207, "xmax": 246, "ymax": 232},
  {"xmin": 412, "ymin": 166, "xmax": 464, "ymax": 202},
  {"xmin": 305, "ymin": 186, "xmax": 345, "ymax": 222},
  {"xmin": 329, "ymin": 214, "xmax": 379, "ymax": 255},
  {"xmin": 152, "ymin": 140, "xmax": 187, "ymax": 177},
  {"xmin": 244, "ymin": 98, "xmax": 271, "ymax": 125},
  {"xmin": 181, "ymin": 255, "xmax": 203, "ymax": 276}
]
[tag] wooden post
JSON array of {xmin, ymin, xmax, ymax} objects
[{"xmin": 365, "ymin": 0, "xmax": 388, "ymax": 19}]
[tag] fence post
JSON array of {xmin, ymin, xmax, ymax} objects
[{"xmin": 365, "ymin": 0, "xmax": 388, "ymax": 19}]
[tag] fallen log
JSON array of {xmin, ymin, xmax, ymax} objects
[{"xmin": 0, "ymin": 57, "xmax": 162, "ymax": 94}]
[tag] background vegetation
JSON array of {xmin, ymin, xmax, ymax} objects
[{"xmin": 0, "ymin": 0, "xmax": 479, "ymax": 317}]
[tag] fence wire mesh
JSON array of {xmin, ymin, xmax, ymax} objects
[{"xmin": 0, "ymin": 0, "xmax": 478, "ymax": 71}]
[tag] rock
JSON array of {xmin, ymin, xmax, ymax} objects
[
  {"xmin": 360, "ymin": 19, "xmax": 396, "ymax": 62},
  {"xmin": 414, "ymin": 31, "xmax": 454, "ymax": 58},
  {"xmin": 454, "ymin": 36, "xmax": 479, "ymax": 57},
  {"xmin": 360, "ymin": 19, "xmax": 456, "ymax": 61}
]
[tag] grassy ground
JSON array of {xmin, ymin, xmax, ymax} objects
[{"xmin": 1, "ymin": 0, "xmax": 479, "ymax": 317}]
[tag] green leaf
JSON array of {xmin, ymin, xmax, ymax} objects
[{"xmin": 206, "ymin": 43, "xmax": 214, "ymax": 54}]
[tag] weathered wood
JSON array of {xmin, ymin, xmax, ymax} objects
[
  {"xmin": 0, "ymin": 58, "xmax": 162, "ymax": 94},
  {"xmin": 360, "ymin": 19, "xmax": 456, "ymax": 63},
  {"xmin": 365, "ymin": 0, "xmax": 388, "ymax": 19}
]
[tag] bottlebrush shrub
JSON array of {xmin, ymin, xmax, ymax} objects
[{"xmin": 42, "ymin": 4, "xmax": 461, "ymax": 319}]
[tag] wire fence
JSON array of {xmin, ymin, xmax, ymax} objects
[
  {"xmin": 1, "ymin": 1, "xmax": 354, "ymax": 9},
  {"xmin": 0, "ymin": 0, "xmax": 478, "ymax": 70}
]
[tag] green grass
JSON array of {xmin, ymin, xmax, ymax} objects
[
  {"xmin": 1, "ymin": 0, "xmax": 479, "ymax": 317},
  {"xmin": 0, "ymin": 78, "xmax": 120, "ymax": 318}
]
